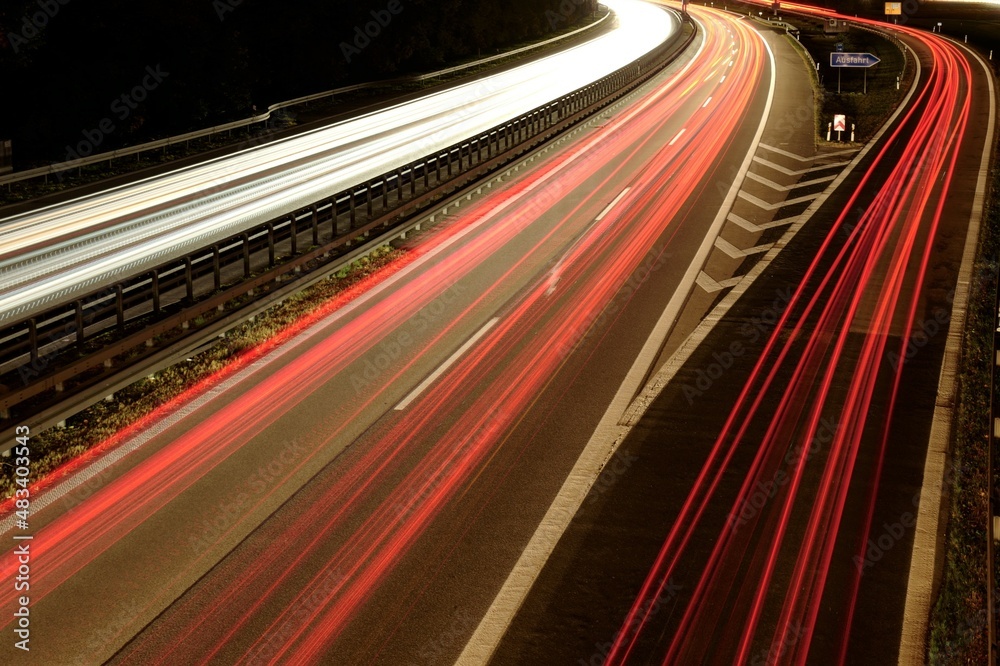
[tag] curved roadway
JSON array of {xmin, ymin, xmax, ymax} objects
[{"xmin": 0, "ymin": 0, "xmax": 674, "ymax": 326}]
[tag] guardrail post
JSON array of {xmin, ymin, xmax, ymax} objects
[
  {"xmin": 396, "ymin": 168, "xmax": 403, "ymax": 202},
  {"xmin": 381, "ymin": 177, "xmax": 388, "ymax": 210},
  {"xmin": 350, "ymin": 190, "xmax": 357, "ymax": 228},
  {"xmin": 289, "ymin": 215, "xmax": 298, "ymax": 255},
  {"xmin": 75, "ymin": 301, "xmax": 85, "ymax": 351},
  {"xmin": 447, "ymin": 148, "xmax": 453, "ymax": 177},
  {"xmin": 311, "ymin": 206, "xmax": 320, "ymax": 245},
  {"xmin": 184, "ymin": 258, "xmax": 194, "ymax": 302},
  {"xmin": 28, "ymin": 318, "xmax": 38, "ymax": 365},
  {"xmin": 366, "ymin": 182, "xmax": 374, "ymax": 218},
  {"xmin": 152, "ymin": 270, "xmax": 161, "ymax": 315},
  {"xmin": 242, "ymin": 233, "xmax": 251, "ymax": 277},
  {"xmin": 115, "ymin": 285, "xmax": 125, "ymax": 332},
  {"xmin": 266, "ymin": 222, "xmax": 275, "ymax": 266},
  {"xmin": 212, "ymin": 245, "xmax": 221, "ymax": 291}
]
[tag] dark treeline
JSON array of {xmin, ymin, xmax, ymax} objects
[{"xmin": 0, "ymin": 0, "xmax": 597, "ymax": 167}]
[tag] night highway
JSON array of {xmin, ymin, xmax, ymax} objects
[{"xmin": 0, "ymin": 0, "xmax": 996, "ymax": 664}]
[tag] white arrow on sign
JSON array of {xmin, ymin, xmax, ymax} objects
[{"xmin": 830, "ymin": 52, "xmax": 881, "ymax": 67}]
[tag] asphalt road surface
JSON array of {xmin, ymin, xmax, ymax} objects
[
  {"xmin": 0, "ymin": 5, "xmax": 778, "ymax": 664},
  {"xmin": 489, "ymin": 7, "xmax": 995, "ymax": 666}
]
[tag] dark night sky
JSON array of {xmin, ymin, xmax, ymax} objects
[{"xmin": 0, "ymin": 0, "xmax": 597, "ymax": 165}]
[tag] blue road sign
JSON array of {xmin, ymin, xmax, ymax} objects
[{"xmin": 830, "ymin": 52, "xmax": 881, "ymax": 68}]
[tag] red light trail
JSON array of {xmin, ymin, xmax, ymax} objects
[
  {"xmin": 0, "ymin": 7, "xmax": 772, "ymax": 663},
  {"xmin": 606, "ymin": 5, "xmax": 978, "ymax": 664}
]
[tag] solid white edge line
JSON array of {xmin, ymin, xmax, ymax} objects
[
  {"xmin": 596, "ymin": 187, "xmax": 633, "ymax": 221},
  {"xmin": 455, "ymin": 16, "xmax": 777, "ymax": 665},
  {"xmin": 394, "ymin": 317, "xmax": 500, "ymax": 411},
  {"xmin": 898, "ymin": 38, "xmax": 997, "ymax": 666},
  {"xmin": 668, "ymin": 128, "xmax": 687, "ymax": 146}
]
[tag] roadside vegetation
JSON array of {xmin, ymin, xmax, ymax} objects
[
  {"xmin": 794, "ymin": 17, "xmax": 910, "ymax": 143},
  {"xmin": 725, "ymin": 2, "xmax": 909, "ymax": 143},
  {"xmin": 928, "ymin": 161, "xmax": 999, "ymax": 665},
  {"xmin": 718, "ymin": 3, "xmax": 998, "ymax": 659},
  {"xmin": 0, "ymin": 245, "xmax": 405, "ymax": 500}
]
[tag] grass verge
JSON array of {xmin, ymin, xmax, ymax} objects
[
  {"xmin": 796, "ymin": 19, "xmax": 909, "ymax": 143},
  {"xmin": 927, "ymin": 159, "xmax": 999, "ymax": 664}
]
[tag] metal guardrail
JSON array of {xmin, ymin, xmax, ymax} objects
[
  {"xmin": 0, "ymin": 10, "xmax": 611, "ymax": 189},
  {"xmin": 0, "ymin": 9, "xmax": 695, "ymax": 430}
]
